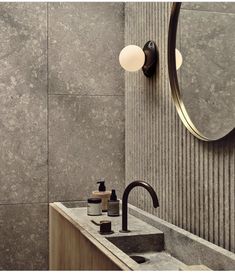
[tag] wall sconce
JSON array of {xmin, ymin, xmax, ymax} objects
[
  {"xmin": 175, "ymin": 48, "xmax": 183, "ymax": 70},
  {"xmin": 119, "ymin": 41, "xmax": 158, "ymax": 77}
]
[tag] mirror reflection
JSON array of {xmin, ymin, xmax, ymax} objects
[{"xmin": 175, "ymin": 2, "xmax": 235, "ymax": 140}]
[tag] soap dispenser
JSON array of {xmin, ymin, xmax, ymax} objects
[
  {"xmin": 108, "ymin": 189, "xmax": 120, "ymax": 217},
  {"xmin": 92, "ymin": 179, "xmax": 111, "ymax": 212},
  {"xmin": 97, "ymin": 180, "xmax": 106, "ymax": 192}
]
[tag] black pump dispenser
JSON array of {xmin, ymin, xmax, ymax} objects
[
  {"xmin": 97, "ymin": 179, "xmax": 106, "ymax": 192},
  {"xmin": 110, "ymin": 189, "xmax": 117, "ymax": 201}
]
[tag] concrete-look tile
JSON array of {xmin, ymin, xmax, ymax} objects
[
  {"xmin": 0, "ymin": 3, "xmax": 48, "ymax": 203},
  {"xmin": 48, "ymin": 3, "xmax": 124, "ymax": 95},
  {"xmin": 178, "ymin": 10, "xmax": 235, "ymax": 139},
  {"xmin": 0, "ymin": 203, "xmax": 48, "ymax": 270},
  {"xmin": 182, "ymin": 2, "xmax": 235, "ymax": 13},
  {"xmin": 49, "ymin": 95, "xmax": 125, "ymax": 201}
]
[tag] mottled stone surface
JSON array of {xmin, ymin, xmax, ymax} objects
[
  {"xmin": 49, "ymin": 95, "xmax": 125, "ymax": 201},
  {"xmin": 182, "ymin": 2, "xmax": 235, "ymax": 13},
  {"xmin": 107, "ymin": 234, "xmax": 164, "ymax": 254},
  {"xmin": 0, "ymin": 2, "xmax": 125, "ymax": 271},
  {"xmin": 53, "ymin": 202, "xmax": 185, "ymax": 271},
  {"xmin": 48, "ymin": 3, "xmax": 124, "ymax": 95},
  {"xmin": 54, "ymin": 202, "xmax": 235, "ymax": 270},
  {"xmin": 178, "ymin": 9, "xmax": 235, "ymax": 139},
  {"xmin": 129, "ymin": 204, "xmax": 235, "ymax": 270},
  {"xmin": 0, "ymin": 3, "xmax": 47, "ymax": 203},
  {"xmin": 60, "ymin": 205, "xmax": 163, "ymax": 238},
  {"xmin": 0, "ymin": 204, "xmax": 48, "ymax": 270}
]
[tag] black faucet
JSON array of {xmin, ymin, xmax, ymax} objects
[{"xmin": 120, "ymin": 180, "xmax": 159, "ymax": 232}]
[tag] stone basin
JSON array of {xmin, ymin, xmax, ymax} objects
[
  {"xmin": 59, "ymin": 201, "xmax": 235, "ymax": 270},
  {"xmin": 106, "ymin": 233, "xmax": 186, "ymax": 270}
]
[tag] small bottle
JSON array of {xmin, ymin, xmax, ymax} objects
[
  {"xmin": 108, "ymin": 189, "xmax": 120, "ymax": 217},
  {"xmin": 92, "ymin": 179, "xmax": 111, "ymax": 212}
]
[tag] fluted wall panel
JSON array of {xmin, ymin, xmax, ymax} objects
[{"xmin": 125, "ymin": 2, "xmax": 234, "ymax": 253}]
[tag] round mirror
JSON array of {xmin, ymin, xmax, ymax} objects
[{"xmin": 168, "ymin": 2, "xmax": 235, "ymax": 141}]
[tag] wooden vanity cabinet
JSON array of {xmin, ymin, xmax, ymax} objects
[{"xmin": 49, "ymin": 204, "xmax": 129, "ymax": 270}]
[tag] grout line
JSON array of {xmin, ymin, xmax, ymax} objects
[
  {"xmin": 48, "ymin": 94, "xmax": 125, "ymax": 97},
  {"xmin": 181, "ymin": 7, "xmax": 235, "ymax": 16},
  {"xmin": 47, "ymin": 2, "xmax": 50, "ymax": 204},
  {"xmin": 47, "ymin": 4, "xmax": 50, "ymax": 251},
  {"xmin": 0, "ymin": 202, "xmax": 49, "ymax": 206},
  {"xmin": 0, "ymin": 199, "xmax": 87, "ymax": 207}
]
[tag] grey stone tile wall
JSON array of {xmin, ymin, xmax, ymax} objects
[
  {"xmin": 0, "ymin": 204, "xmax": 48, "ymax": 270},
  {"xmin": 0, "ymin": 3, "xmax": 47, "ymax": 204},
  {"xmin": 49, "ymin": 95, "xmax": 125, "ymax": 201},
  {"xmin": 0, "ymin": 3, "xmax": 48, "ymax": 270},
  {"xmin": 0, "ymin": 2, "xmax": 125, "ymax": 270},
  {"xmin": 182, "ymin": 2, "xmax": 235, "ymax": 13},
  {"xmin": 48, "ymin": 3, "xmax": 124, "ymax": 96},
  {"xmin": 48, "ymin": 2, "xmax": 125, "ymax": 203}
]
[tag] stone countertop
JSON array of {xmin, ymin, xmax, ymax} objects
[
  {"xmin": 52, "ymin": 202, "xmax": 187, "ymax": 270},
  {"xmin": 64, "ymin": 207, "xmax": 162, "ymax": 237},
  {"xmin": 59, "ymin": 200, "xmax": 163, "ymax": 237}
]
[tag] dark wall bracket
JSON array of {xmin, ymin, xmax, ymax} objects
[{"xmin": 142, "ymin": 41, "xmax": 158, "ymax": 77}]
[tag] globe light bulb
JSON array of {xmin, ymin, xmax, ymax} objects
[
  {"xmin": 175, "ymin": 48, "xmax": 183, "ymax": 70},
  {"xmin": 119, "ymin": 45, "xmax": 145, "ymax": 72}
]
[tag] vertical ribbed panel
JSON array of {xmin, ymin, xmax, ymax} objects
[{"xmin": 125, "ymin": 2, "xmax": 235, "ymax": 253}]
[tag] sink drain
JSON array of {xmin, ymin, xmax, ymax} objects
[{"xmin": 130, "ymin": 255, "xmax": 147, "ymax": 264}]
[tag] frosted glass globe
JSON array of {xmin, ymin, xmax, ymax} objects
[
  {"xmin": 175, "ymin": 48, "xmax": 183, "ymax": 70},
  {"xmin": 119, "ymin": 45, "xmax": 145, "ymax": 72}
]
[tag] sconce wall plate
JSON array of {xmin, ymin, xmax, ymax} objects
[{"xmin": 142, "ymin": 41, "xmax": 158, "ymax": 77}]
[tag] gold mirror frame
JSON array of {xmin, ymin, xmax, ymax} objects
[{"xmin": 168, "ymin": 2, "xmax": 235, "ymax": 141}]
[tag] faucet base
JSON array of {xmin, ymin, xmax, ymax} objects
[{"xmin": 119, "ymin": 229, "xmax": 131, "ymax": 233}]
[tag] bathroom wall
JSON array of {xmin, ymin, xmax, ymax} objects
[
  {"xmin": 0, "ymin": 3, "xmax": 124, "ymax": 269},
  {"xmin": 125, "ymin": 2, "xmax": 234, "ymax": 253},
  {"xmin": 48, "ymin": 2, "xmax": 125, "ymax": 202}
]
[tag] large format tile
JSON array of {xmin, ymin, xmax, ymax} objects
[
  {"xmin": 48, "ymin": 3, "xmax": 124, "ymax": 95},
  {"xmin": 0, "ymin": 203, "xmax": 48, "ymax": 270},
  {"xmin": 178, "ymin": 10, "xmax": 235, "ymax": 139},
  {"xmin": 49, "ymin": 95, "xmax": 125, "ymax": 201},
  {"xmin": 0, "ymin": 3, "xmax": 48, "ymax": 204},
  {"xmin": 182, "ymin": 2, "xmax": 235, "ymax": 13}
]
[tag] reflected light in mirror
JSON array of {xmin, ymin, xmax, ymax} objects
[
  {"xmin": 119, "ymin": 45, "xmax": 145, "ymax": 72},
  {"xmin": 175, "ymin": 48, "xmax": 183, "ymax": 70}
]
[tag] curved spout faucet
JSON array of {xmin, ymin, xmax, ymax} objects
[{"xmin": 120, "ymin": 180, "xmax": 159, "ymax": 232}]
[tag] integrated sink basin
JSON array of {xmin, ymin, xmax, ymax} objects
[
  {"xmin": 106, "ymin": 233, "xmax": 164, "ymax": 254},
  {"xmin": 56, "ymin": 201, "xmax": 235, "ymax": 270},
  {"xmin": 60, "ymin": 203, "xmax": 186, "ymax": 270},
  {"xmin": 105, "ymin": 232, "xmax": 187, "ymax": 270},
  {"xmin": 105, "ymin": 234, "xmax": 155, "ymax": 267}
]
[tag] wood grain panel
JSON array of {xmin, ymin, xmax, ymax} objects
[
  {"xmin": 49, "ymin": 205, "xmax": 125, "ymax": 270},
  {"xmin": 125, "ymin": 2, "xmax": 235, "ymax": 253}
]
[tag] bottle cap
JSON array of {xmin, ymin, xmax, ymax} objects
[
  {"xmin": 87, "ymin": 198, "xmax": 102, "ymax": 204},
  {"xmin": 110, "ymin": 189, "xmax": 117, "ymax": 201}
]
